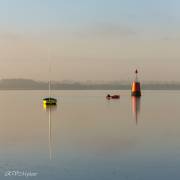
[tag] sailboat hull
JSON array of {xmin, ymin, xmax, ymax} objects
[{"xmin": 43, "ymin": 98, "xmax": 57, "ymax": 105}]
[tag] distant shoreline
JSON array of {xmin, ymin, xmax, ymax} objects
[
  {"xmin": 0, "ymin": 88, "xmax": 179, "ymax": 90},
  {"xmin": 0, "ymin": 78, "xmax": 180, "ymax": 90}
]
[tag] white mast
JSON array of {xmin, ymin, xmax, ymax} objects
[
  {"xmin": 48, "ymin": 49, "xmax": 51, "ymax": 98},
  {"xmin": 49, "ymin": 80, "xmax": 51, "ymax": 98}
]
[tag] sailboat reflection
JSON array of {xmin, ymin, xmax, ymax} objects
[
  {"xmin": 132, "ymin": 96, "xmax": 141, "ymax": 125},
  {"xmin": 43, "ymin": 104, "xmax": 57, "ymax": 160}
]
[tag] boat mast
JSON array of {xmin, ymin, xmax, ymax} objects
[
  {"xmin": 48, "ymin": 49, "xmax": 51, "ymax": 98},
  {"xmin": 49, "ymin": 79, "xmax": 51, "ymax": 98}
]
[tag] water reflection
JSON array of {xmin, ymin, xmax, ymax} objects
[
  {"xmin": 43, "ymin": 104, "xmax": 57, "ymax": 160},
  {"xmin": 43, "ymin": 103, "xmax": 57, "ymax": 112},
  {"xmin": 132, "ymin": 96, "xmax": 141, "ymax": 125}
]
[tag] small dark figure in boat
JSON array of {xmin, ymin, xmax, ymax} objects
[
  {"xmin": 106, "ymin": 94, "xmax": 111, "ymax": 99},
  {"xmin": 106, "ymin": 94, "xmax": 120, "ymax": 99}
]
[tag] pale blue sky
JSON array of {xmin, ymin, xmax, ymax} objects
[
  {"xmin": 0, "ymin": 0, "xmax": 179, "ymax": 31},
  {"xmin": 0, "ymin": 0, "xmax": 179, "ymax": 81}
]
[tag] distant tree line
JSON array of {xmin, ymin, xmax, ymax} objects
[{"xmin": 0, "ymin": 79, "xmax": 180, "ymax": 90}]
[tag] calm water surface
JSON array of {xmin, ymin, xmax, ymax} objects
[{"xmin": 0, "ymin": 90, "xmax": 180, "ymax": 180}]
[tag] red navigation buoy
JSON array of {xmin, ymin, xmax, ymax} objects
[{"xmin": 131, "ymin": 69, "xmax": 141, "ymax": 97}]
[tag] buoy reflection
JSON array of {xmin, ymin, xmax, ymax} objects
[{"xmin": 132, "ymin": 96, "xmax": 141, "ymax": 125}]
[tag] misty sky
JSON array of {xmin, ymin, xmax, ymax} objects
[{"xmin": 0, "ymin": 0, "xmax": 180, "ymax": 82}]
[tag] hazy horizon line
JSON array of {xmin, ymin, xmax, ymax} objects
[
  {"xmin": 1, "ymin": 78, "xmax": 180, "ymax": 84},
  {"xmin": 0, "ymin": 78, "xmax": 180, "ymax": 90}
]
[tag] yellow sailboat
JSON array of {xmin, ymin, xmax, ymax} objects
[{"xmin": 43, "ymin": 97, "xmax": 57, "ymax": 105}]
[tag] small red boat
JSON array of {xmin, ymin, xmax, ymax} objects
[
  {"xmin": 106, "ymin": 94, "xmax": 120, "ymax": 99},
  {"xmin": 111, "ymin": 95, "xmax": 120, "ymax": 99}
]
